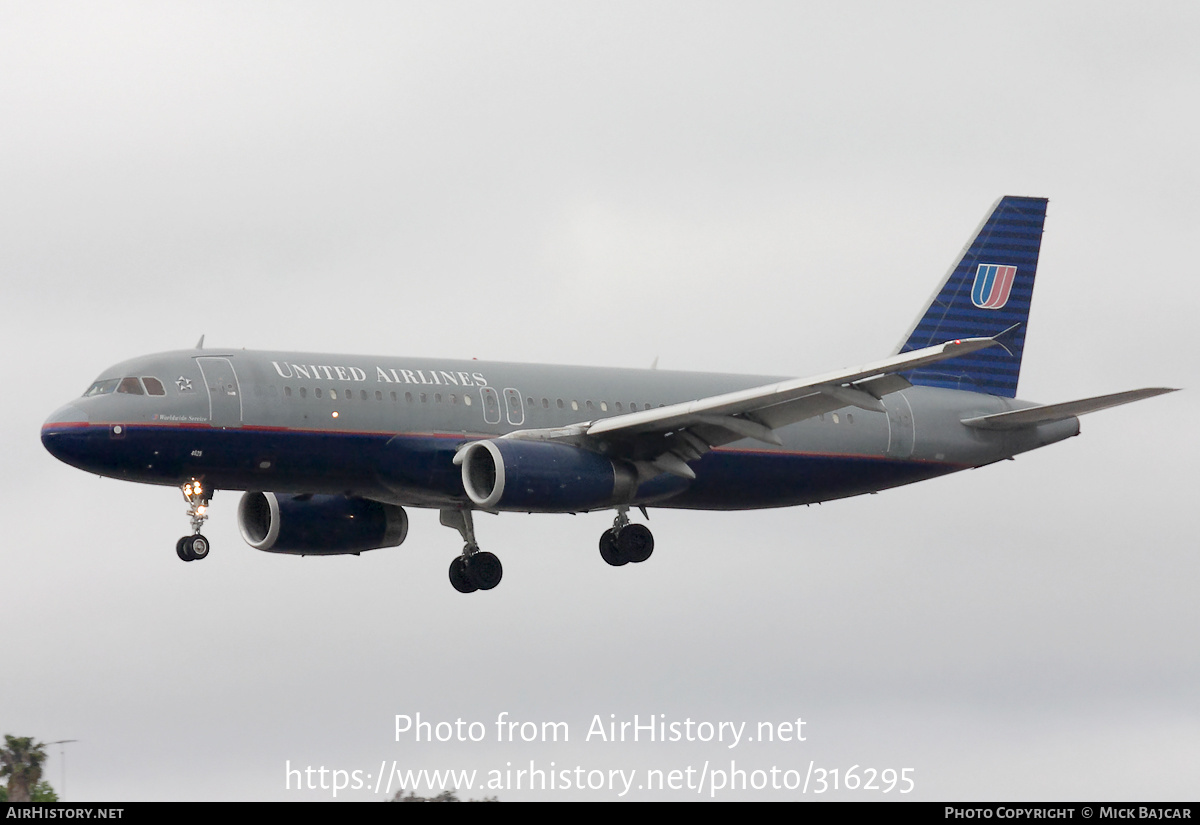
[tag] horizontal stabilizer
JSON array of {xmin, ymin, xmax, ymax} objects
[{"xmin": 961, "ymin": 388, "xmax": 1178, "ymax": 430}]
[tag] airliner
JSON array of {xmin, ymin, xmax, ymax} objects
[{"xmin": 41, "ymin": 196, "xmax": 1175, "ymax": 593}]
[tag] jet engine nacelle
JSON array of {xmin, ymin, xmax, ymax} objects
[
  {"xmin": 237, "ymin": 492, "xmax": 408, "ymax": 555},
  {"xmin": 456, "ymin": 439, "xmax": 637, "ymax": 512}
]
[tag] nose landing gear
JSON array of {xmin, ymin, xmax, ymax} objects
[{"xmin": 176, "ymin": 480, "xmax": 211, "ymax": 562}]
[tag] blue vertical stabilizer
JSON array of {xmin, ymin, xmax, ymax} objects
[{"xmin": 896, "ymin": 196, "xmax": 1048, "ymax": 397}]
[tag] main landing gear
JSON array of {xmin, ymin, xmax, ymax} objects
[
  {"xmin": 599, "ymin": 506, "xmax": 654, "ymax": 567},
  {"xmin": 441, "ymin": 508, "xmax": 503, "ymax": 594},
  {"xmin": 176, "ymin": 479, "xmax": 211, "ymax": 562},
  {"xmin": 437, "ymin": 505, "xmax": 655, "ymax": 592}
]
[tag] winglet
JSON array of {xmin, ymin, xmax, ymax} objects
[
  {"xmin": 991, "ymin": 323, "xmax": 1021, "ymax": 357},
  {"xmin": 195, "ymin": 335, "xmax": 205, "ymax": 350}
]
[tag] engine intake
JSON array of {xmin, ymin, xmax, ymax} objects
[
  {"xmin": 456, "ymin": 439, "xmax": 637, "ymax": 512},
  {"xmin": 237, "ymin": 492, "xmax": 408, "ymax": 555}
]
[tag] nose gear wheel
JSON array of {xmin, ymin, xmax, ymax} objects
[{"xmin": 175, "ymin": 480, "xmax": 213, "ymax": 562}]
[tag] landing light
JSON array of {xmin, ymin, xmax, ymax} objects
[{"xmin": 332, "ymin": 411, "xmax": 339, "ymax": 418}]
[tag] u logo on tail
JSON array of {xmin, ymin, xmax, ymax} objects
[{"xmin": 971, "ymin": 264, "xmax": 1017, "ymax": 309}]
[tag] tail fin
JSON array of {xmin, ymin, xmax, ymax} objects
[{"xmin": 895, "ymin": 196, "xmax": 1048, "ymax": 397}]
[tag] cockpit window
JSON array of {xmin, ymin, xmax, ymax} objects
[
  {"xmin": 83, "ymin": 379, "xmax": 119, "ymax": 397},
  {"xmin": 85, "ymin": 376, "xmax": 165, "ymax": 397}
]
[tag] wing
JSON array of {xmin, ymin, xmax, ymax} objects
[{"xmin": 494, "ymin": 335, "xmax": 1002, "ymax": 480}]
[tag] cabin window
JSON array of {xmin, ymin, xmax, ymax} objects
[
  {"xmin": 142, "ymin": 377, "xmax": 166, "ymax": 396},
  {"xmin": 527, "ymin": 397, "xmax": 535, "ymax": 407},
  {"xmin": 285, "ymin": 386, "xmax": 293, "ymax": 398},
  {"xmin": 300, "ymin": 388, "xmax": 308, "ymax": 399},
  {"xmin": 586, "ymin": 400, "xmax": 594, "ymax": 411},
  {"xmin": 450, "ymin": 394, "xmax": 458, "ymax": 404},
  {"xmin": 435, "ymin": 393, "xmax": 443, "ymax": 403},
  {"xmin": 375, "ymin": 390, "xmax": 382, "ymax": 401},
  {"xmin": 405, "ymin": 392, "xmax": 413, "ymax": 403},
  {"xmin": 600, "ymin": 402, "xmax": 608, "ymax": 412},
  {"xmin": 630, "ymin": 402, "xmax": 638, "ymax": 411},
  {"xmin": 542, "ymin": 398, "xmax": 549, "ymax": 409},
  {"xmin": 556, "ymin": 399, "xmax": 564, "ymax": 409},
  {"xmin": 117, "ymin": 377, "xmax": 144, "ymax": 395},
  {"xmin": 571, "ymin": 400, "xmax": 579, "ymax": 411},
  {"xmin": 615, "ymin": 402, "xmax": 622, "ymax": 412},
  {"xmin": 463, "ymin": 395, "xmax": 472, "ymax": 406},
  {"xmin": 832, "ymin": 413, "xmax": 840, "ymax": 424}
]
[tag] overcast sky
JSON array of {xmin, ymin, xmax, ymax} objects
[{"xmin": 2, "ymin": 1, "xmax": 1196, "ymax": 801}]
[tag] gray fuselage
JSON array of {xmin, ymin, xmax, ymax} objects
[{"xmin": 41, "ymin": 348, "xmax": 1079, "ymax": 513}]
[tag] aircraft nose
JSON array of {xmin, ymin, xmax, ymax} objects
[
  {"xmin": 43, "ymin": 403, "xmax": 89, "ymax": 428},
  {"xmin": 41, "ymin": 404, "xmax": 89, "ymax": 459}
]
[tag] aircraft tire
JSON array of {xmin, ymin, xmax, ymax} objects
[
  {"xmin": 449, "ymin": 557, "xmax": 478, "ymax": 593},
  {"xmin": 599, "ymin": 529, "xmax": 627, "ymax": 566},
  {"xmin": 188, "ymin": 534, "xmax": 210, "ymax": 560},
  {"xmin": 467, "ymin": 552, "xmax": 503, "ymax": 591},
  {"xmin": 618, "ymin": 524, "xmax": 654, "ymax": 563},
  {"xmin": 176, "ymin": 536, "xmax": 195, "ymax": 562}
]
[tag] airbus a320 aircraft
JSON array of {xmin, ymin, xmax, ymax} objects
[{"xmin": 42, "ymin": 197, "xmax": 1175, "ymax": 593}]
